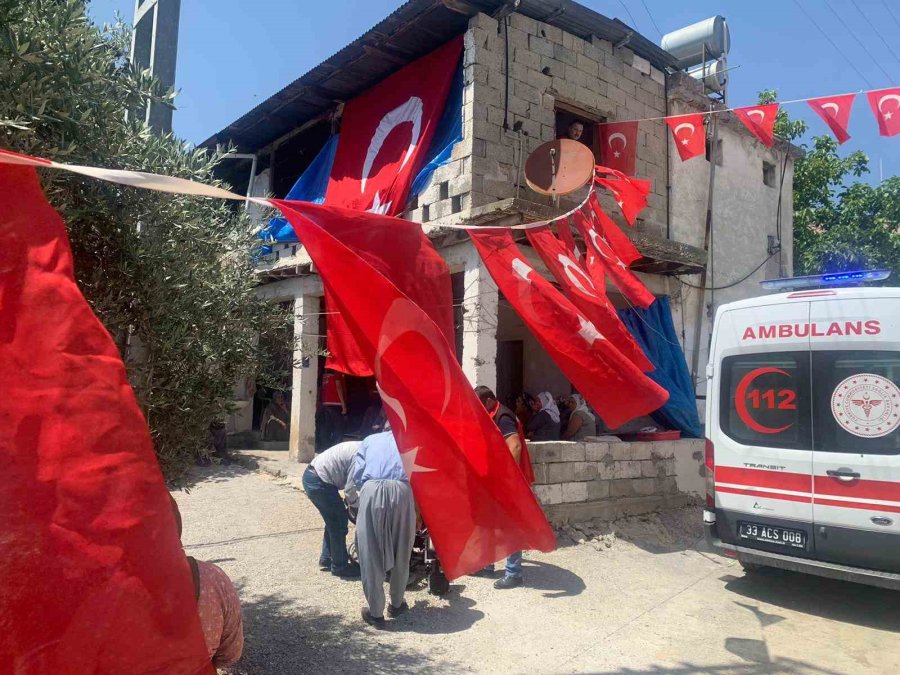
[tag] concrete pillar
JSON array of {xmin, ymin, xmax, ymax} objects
[
  {"xmin": 289, "ymin": 293, "xmax": 319, "ymax": 462},
  {"xmin": 461, "ymin": 253, "xmax": 498, "ymax": 391}
]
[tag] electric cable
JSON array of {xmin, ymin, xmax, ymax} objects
[
  {"xmin": 676, "ymin": 252, "xmax": 777, "ymax": 291},
  {"xmin": 793, "ymin": 0, "xmax": 874, "ymax": 88},
  {"xmin": 616, "ymin": 0, "xmax": 641, "ymax": 32},
  {"xmin": 882, "ymin": 0, "xmax": 900, "ymax": 31},
  {"xmin": 849, "ymin": 0, "xmax": 900, "ymax": 66},
  {"xmin": 822, "ymin": 0, "xmax": 893, "ymax": 83},
  {"xmin": 639, "ymin": 0, "xmax": 664, "ymax": 39}
]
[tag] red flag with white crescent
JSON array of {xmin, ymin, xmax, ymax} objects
[
  {"xmin": 526, "ymin": 226, "xmax": 653, "ymax": 372},
  {"xmin": 273, "ymin": 201, "xmax": 555, "ymax": 580},
  {"xmin": 807, "ymin": 93, "xmax": 855, "ymax": 144},
  {"xmin": 572, "ymin": 206, "xmax": 655, "ymax": 309},
  {"xmin": 665, "ymin": 113, "xmax": 706, "ymax": 161},
  {"xmin": 0, "ymin": 165, "xmax": 212, "ymax": 673},
  {"xmin": 598, "ymin": 121, "xmax": 639, "ymax": 175},
  {"xmin": 867, "ymin": 87, "xmax": 900, "ymax": 137},
  {"xmin": 587, "ymin": 193, "xmax": 642, "ymax": 265},
  {"xmin": 470, "ymin": 228, "xmax": 668, "ymax": 427},
  {"xmin": 325, "ymin": 36, "xmax": 463, "ymax": 214},
  {"xmin": 317, "ymin": 205, "xmax": 454, "ymax": 376},
  {"xmin": 733, "ymin": 103, "xmax": 779, "ymax": 147},
  {"xmin": 594, "ymin": 167, "xmax": 652, "ymax": 226}
]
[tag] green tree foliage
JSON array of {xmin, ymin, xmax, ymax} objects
[
  {"xmin": 758, "ymin": 90, "xmax": 900, "ymax": 278},
  {"xmin": 0, "ymin": 0, "xmax": 292, "ymax": 478}
]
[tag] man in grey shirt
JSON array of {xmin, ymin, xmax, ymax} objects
[{"xmin": 302, "ymin": 440, "xmax": 361, "ymax": 577}]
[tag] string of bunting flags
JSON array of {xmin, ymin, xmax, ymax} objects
[{"xmin": 596, "ymin": 85, "xmax": 899, "ymax": 172}]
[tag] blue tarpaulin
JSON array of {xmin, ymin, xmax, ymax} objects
[
  {"xmin": 259, "ymin": 60, "xmax": 464, "ymax": 244},
  {"xmin": 617, "ymin": 296, "xmax": 702, "ymax": 438}
]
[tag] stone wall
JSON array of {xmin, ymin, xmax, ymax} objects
[
  {"xmin": 530, "ymin": 438, "xmax": 704, "ymax": 524},
  {"xmin": 406, "ymin": 10, "xmax": 669, "ymax": 236}
]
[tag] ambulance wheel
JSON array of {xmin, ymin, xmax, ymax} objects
[{"xmin": 740, "ymin": 561, "xmax": 765, "ymax": 574}]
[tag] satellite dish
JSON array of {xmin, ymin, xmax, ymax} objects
[{"xmin": 524, "ymin": 139, "xmax": 594, "ymax": 196}]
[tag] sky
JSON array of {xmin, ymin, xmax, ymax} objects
[{"xmin": 88, "ymin": 0, "xmax": 899, "ymax": 181}]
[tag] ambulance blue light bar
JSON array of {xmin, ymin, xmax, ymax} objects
[{"xmin": 760, "ymin": 269, "xmax": 891, "ymax": 291}]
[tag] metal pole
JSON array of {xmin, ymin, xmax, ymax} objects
[{"xmin": 690, "ymin": 112, "xmax": 719, "ymax": 388}]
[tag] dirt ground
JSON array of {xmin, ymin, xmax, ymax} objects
[{"xmin": 174, "ymin": 462, "xmax": 900, "ymax": 675}]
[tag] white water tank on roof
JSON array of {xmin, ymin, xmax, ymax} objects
[
  {"xmin": 661, "ymin": 16, "xmax": 730, "ymax": 68},
  {"xmin": 687, "ymin": 57, "xmax": 728, "ymax": 93}
]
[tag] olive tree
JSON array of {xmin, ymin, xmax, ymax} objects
[{"xmin": 1, "ymin": 0, "xmax": 293, "ymax": 478}]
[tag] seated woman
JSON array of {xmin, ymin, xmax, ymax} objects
[
  {"xmin": 525, "ymin": 391, "xmax": 561, "ymax": 441},
  {"xmin": 561, "ymin": 394, "xmax": 596, "ymax": 441}
]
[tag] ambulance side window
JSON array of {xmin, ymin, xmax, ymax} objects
[
  {"xmin": 719, "ymin": 352, "xmax": 812, "ymax": 450},
  {"xmin": 811, "ymin": 351, "xmax": 900, "ymax": 455}
]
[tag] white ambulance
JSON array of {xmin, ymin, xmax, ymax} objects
[{"xmin": 703, "ymin": 277, "xmax": 900, "ymax": 589}]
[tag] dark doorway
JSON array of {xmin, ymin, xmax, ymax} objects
[{"xmin": 497, "ymin": 340, "xmax": 524, "ymax": 410}]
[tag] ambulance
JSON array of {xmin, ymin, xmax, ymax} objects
[{"xmin": 703, "ymin": 272, "xmax": 900, "ymax": 589}]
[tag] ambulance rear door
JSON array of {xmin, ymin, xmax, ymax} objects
[
  {"xmin": 712, "ymin": 298, "xmax": 815, "ymax": 557},
  {"xmin": 809, "ymin": 294, "xmax": 900, "ymax": 573}
]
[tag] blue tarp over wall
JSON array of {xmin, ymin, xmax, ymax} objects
[
  {"xmin": 618, "ymin": 297, "xmax": 703, "ymax": 438},
  {"xmin": 259, "ymin": 60, "xmax": 463, "ymax": 245}
]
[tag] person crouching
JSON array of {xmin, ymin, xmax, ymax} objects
[{"xmin": 350, "ymin": 428, "xmax": 416, "ymax": 627}]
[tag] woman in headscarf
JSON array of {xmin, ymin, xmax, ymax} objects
[
  {"xmin": 525, "ymin": 391, "xmax": 561, "ymax": 441},
  {"xmin": 562, "ymin": 393, "xmax": 597, "ymax": 441}
]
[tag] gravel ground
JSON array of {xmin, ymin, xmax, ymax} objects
[{"xmin": 174, "ymin": 464, "xmax": 900, "ymax": 675}]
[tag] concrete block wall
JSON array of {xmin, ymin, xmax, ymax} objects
[
  {"xmin": 530, "ymin": 439, "xmax": 704, "ymax": 524},
  {"xmin": 453, "ymin": 11, "xmax": 668, "ymax": 235}
]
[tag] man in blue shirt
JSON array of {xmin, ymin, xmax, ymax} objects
[{"xmin": 351, "ymin": 428, "xmax": 416, "ymax": 627}]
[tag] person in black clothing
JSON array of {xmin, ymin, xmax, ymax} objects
[{"xmin": 525, "ymin": 391, "xmax": 561, "ymax": 441}]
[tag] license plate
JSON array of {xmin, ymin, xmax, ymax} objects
[{"xmin": 738, "ymin": 521, "xmax": 806, "ymax": 549}]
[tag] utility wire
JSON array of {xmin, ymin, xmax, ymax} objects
[
  {"xmin": 849, "ymin": 0, "xmax": 900, "ymax": 66},
  {"xmin": 793, "ymin": 0, "xmax": 875, "ymax": 88},
  {"xmin": 616, "ymin": 0, "xmax": 641, "ymax": 33},
  {"xmin": 676, "ymin": 252, "xmax": 777, "ymax": 291},
  {"xmin": 639, "ymin": 0, "xmax": 664, "ymax": 39},
  {"xmin": 822, "ymin": 0, "xmax": 893, "ymax": 83},
  {"xmin": 882, "ymin": 0, "xmax": 900, "ymax": 31}
]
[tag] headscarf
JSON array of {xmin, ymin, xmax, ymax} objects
[
  {"xmin": 537, "ymin": 391, "xmax": 561, "ymax": 424},
  {"xmin": 570, "ymin": 393, "xmax": 596, "ymax": 424}
]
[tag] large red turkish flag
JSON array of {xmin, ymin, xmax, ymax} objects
[
  {"xmin": 313, "ymin": 203, "xmax": 454, "ymax": 375},
  {"xmin": 470, "ymin": 228, "xmax": 668, "ymax": 428},
  {"xmin": 598, "ymin": 121, "xmax": 639, "ymax": 175},
  {"xmin": 325, "ymin": 37, "xmax": 463, "ymax": 214},
  {"xmin": 734, "ymin": 103, "xmax": 779, "ymax": 147},
  {"xmin": 807, "ymin": 93, "xmax": 855, "ymax": 144},
  {"xmin": 867, "ymin": 87, "xmax": 900, "ymax": 137},
  {"xmin": 665, "ymin": 113, "xmax": 706, "ymax": 161},
  {"xmin": 587, "ymin": 193, "xmax": 642, "ymax": 265},
  {"xmin": 273, "ymin": 201, "xmax": 555, "ymax": 580},
  {"xmin": 526, "ymin": 226, "xmax": 652, "ymax": 371},
  {"xmin": 555, "ymin": 216, "xmax": 583, "ymax": 262},
  {"xmin": 0, "ymin": 165, "xmax": 211, "ymax": 673},
  {"xmin": 573, "ymin": 205, "xmax": 655, "ymax": 309}
]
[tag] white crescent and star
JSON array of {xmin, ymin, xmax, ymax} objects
[
  {"xmin": 608, "ymin": 131, "xmax": 627, "ymax": 158},
  {"xmin": 878, "ymin": 93, "xmax": 900, "ymax": 120},
  {"xmin": 399, "ymin": 446, "xmax": 436, "ymax": 476},
  {"xmin": 746, "ymin": 109, "xmax": 766, "ymax": 123},
  {"xmin": 557, "ymin": 253, "xmax": 597, "ymax": 297},
  {"xmin": 361, "ymin": 95, "xmax": 424, "ymax": 210},
  {"xmin": 577, "ymin": 315, "xmax": 605, "ymax": 346},
  {"xmin": 674, "ymin": 122, "xmax": 695, "ymax": 146},
  {"xmin": 821, "ymin": 102, "xmax": 840, "ymax": 117}
]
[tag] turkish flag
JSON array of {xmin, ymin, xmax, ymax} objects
[
  {"xmin": 573, "ymin": 205, "xmax": 655, "ymax": 309},
  {"xmin": 808, "ymin": 93, "xmax": 855, "ymax": 144},
  {"xmin": 0, "ymin": 165, "xmax": 211, "ymax": 673},
  {"xmin": 325, "ymin": 36, "xmax": 463, "ymax": 214},
  {"xmin": 470, "ymin": 229, "xmax": 667, "ymax": 427},
  {"xmin": 312, "ymin": 203, "xmax": 454, "ymax": 375},
  {"xmin": 587, "ymin": 193, "xmax": 641, "ymax": 265},
  {"xmin": 867, "ymin": 87, "xmax": 900, "ymax": 137},
  {"xmin": 526, "ymin": 226, "xmax": 653, "ymax": 372},
  {"xmin": 598, "ymin": 121, "xmax": 639, "ymax": 175},
  {"xmin": 273, "ymin": 201, "xmax": 555, "ymax": 580},
  {"xmin": 665, "ymin": 113, "xmax": 706, "ymax": 161},
  {"xmin": 554, "ymin": 216, "xmax": 583, "ymax": 263},
  {"xmin": 594, "ymin": 166, "xmax": 651, "ymax": 226},
  {"xmin": 734, "ymin": 103, "xmax": 779, "ymax": 147}
]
